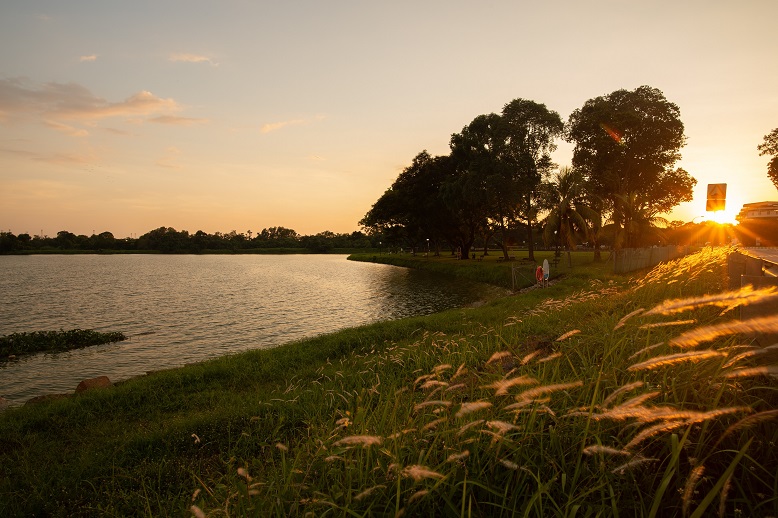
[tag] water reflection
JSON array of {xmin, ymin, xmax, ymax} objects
[{"xmin": 0, "ymin": 255, "xmax": 502, "ymax": 405}]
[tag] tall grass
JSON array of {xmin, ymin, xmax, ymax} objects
[{"xmin": 1, "ymin": 247, "xmax": 776, "ymax": 516}]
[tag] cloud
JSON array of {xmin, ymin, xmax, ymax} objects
[
  {"xmin": 149, "ymin": 115, "xmax": 208, "ymax": 126},
  {"xmin": 260, "ymin": 115, "xmax": 325, "ymax": 134},
  {"xmin": 79, "ymin": 55, "xmax": 97, "ymax": 62},
  {"xmin": 0, "ymin": 78, "xmax": 182, "ymax": 124},
  {"xmin": 0, "ymin": 146, "xmax": 96, "ymax": 166},
  {"xmin": 44, "ymin": 119, "xmax": 89, "ymax": 137},
  {"xmin": 169, "ymin": 53, "xmax": 218, "ymax": 66},
  {"xmin": 156, "ymin": 146, "xmax": 183, "ymax": 170}
]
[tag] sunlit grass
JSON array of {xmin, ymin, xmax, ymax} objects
[{"xmin": 1, "ymin": 247, "xmax": 776, "ymax": 516}]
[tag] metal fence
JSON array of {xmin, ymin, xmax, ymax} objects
[{"xmin": 613, "ymin": 246, "xmax": 689, "ymax": 274}]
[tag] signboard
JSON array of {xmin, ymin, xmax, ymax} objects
[{"xmin": 706, "ymin": 183, "xmax": 727, "ymax": 212}]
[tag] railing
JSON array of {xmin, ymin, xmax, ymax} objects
[{"xmin": 613, "ymin": 246, "xmax": 689, "ymax": 274}]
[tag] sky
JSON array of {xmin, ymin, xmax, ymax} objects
[{"xmin": 1, "ymin": 1, "xmax": 777, "ymax": 238}]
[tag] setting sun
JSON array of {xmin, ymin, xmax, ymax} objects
[{"xmin": 709, "ymin": 206, "xmax": 741, "ymax": 225}]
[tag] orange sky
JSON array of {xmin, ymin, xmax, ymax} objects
[{"xmin": 1, "ymin": 1, "xmax": 776, "ymax": 237}]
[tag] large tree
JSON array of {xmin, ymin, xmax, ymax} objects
[
  {"xmin": 758, "ymin": 128, "xmax": 778, "ymax": 190},
  {"xmin": 449, "ymin": 113, "xmax": 513, "ymax": 259},
  {"xmin": 360, "ymin": 151, "xmax": 455, "ymax": 253},
  {"xmin": 565, "ymin": 86, "xmax": 696, "ymax": 249},
  {"xmin": 501, "ymin": 99, "xmax": 564, "ymax": 261}
]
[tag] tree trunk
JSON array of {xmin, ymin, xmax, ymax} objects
[{"xmin": 526, "ymin": 220, "xmax": 535, "ymax": 262}]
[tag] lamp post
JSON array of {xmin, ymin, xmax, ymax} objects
[{"xmin": 426, "ymin": 238, "xmax": 430, "ymax": 258}]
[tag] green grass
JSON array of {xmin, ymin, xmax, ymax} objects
[
  {"xmin": 348, "ymin": 250, "xmax": 603, "ymax": 290},
  {"xmin": 0, "ymin": 329, "xmax": 127, "ymax": 360},
  {"xmin": 1, "ymin": 248, "xmax": 776, "ymax": 517}
]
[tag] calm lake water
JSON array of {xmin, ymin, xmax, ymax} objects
[{"xmin": 0, "ymin": 254, "xmax": 503, "ymax": 406}]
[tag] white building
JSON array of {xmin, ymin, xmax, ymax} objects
[{"xmin": 736, "ymin": 201, "xmax": 778, "ymax": 222}]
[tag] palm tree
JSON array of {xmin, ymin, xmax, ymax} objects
[
  {"xmin": 542, "ymin": 167, "xmax": 600, "ymax": 267},
  {"xmin": 613, "ymin": 191, "xmax": 669, "ymax": 249}
]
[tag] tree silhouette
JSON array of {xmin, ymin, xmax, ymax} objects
[{"xmin": 758, "ymin": 128, "xmax": 778, "ymax": 190}]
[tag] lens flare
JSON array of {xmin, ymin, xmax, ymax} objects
[{"xmin": 600, "ymin": 122, "xmax": 623, "ymax": 144}]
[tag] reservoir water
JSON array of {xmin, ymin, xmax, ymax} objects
[{"xmin": 0, "ymin": 254, "xmax": 503, "ymax": 405}]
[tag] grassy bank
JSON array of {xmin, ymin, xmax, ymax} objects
[
  {"xmin": 348, "ymin": 250, "xmax": 600, "ymax": 290},
  {"xmin": 1, "ymin": 248, "xmax": 776, "ymax": 516}
]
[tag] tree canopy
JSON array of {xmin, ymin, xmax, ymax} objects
[
  {"xmin": 565, "ymin": 86, "xmax": 696, "ymax": 249},
  {"xmin": 362, "ymin": 89, "xmax": 700, "ymax": 257},
  {"xmin": 758, "ymin": 127, "xmax": 778, "ymax": 190}
]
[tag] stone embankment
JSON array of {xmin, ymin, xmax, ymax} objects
[{"xmin": 0, "ymin": 375, "xmax": 113, "ymax": 410}]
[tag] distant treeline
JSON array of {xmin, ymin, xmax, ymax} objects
[{"xmin": 0, "ymin": 226, "xmax": 379, "ymax": 254}]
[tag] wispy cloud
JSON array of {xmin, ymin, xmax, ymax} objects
[
  {"xmin": 169, "ymin": 53, "xmax": 218, "ymax": 66},
  {"xmin": 0, "ymin": 146, "xmax": 97, "ymax": 166},
  {"xmin": 0, "ymin": 78, "xmax": 182, "ymax": 124},
  {"xmin": 149, "ymin": 115, "xmax": 208, "ymax": 126},
  {"xmin": 260, "ymin": 115, "xmax": 325, "ymax": 134},
  {"xmin": 79, "ymin": 55, "xmax": 97, "ymax": 62},
  {"xmin": 156, "ymin": 146, "xmax": 183, "ymax": 170},
  {"xmin": 44, "ymin": 120, "xmax": 89, "ymax": 137}
]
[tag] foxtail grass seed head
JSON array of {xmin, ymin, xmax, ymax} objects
[
  {"xmin": 625, "ymin": 420, "xmax": 688, "ymax": 450},
  {"xmin": 433, "ymin": 363, "xmax": 452, "ymax": 374},
  {"xmin": 644, "ymin": 285, "xmax": 778, "ymax": 316},
  {"xmin": 414, "ymin": 400, "xmax": 452, "ymax": 412},
  {"xmin": 611, "ymin": 456, "xmax": 658, "ymax": 475},
  {"xmin": 538, "ymin": 352, "xmax": 562, "ymax": 363},
  {"xmin": 487, "ymin": 351, "xmax": 513, "ymax": 365},
  {"xmin": 408, "ymin": 490, "xmax": 430, "ymax": 504},
  {"xmin": 516, "ymin": 381, "xmax": 583, "ymax": 401},
  {"xmin": 582, "ymin": 445, "xmax": 630, "ymax": 456},
  {"xmin": 609, "ymin": 391, "xmax": 661, "ymax": 410},
  {"xmin": 724, "ymin": 366, "xmax": 776, "ymax": 378},
  {"xmin": 719, "ymin": 475, "xmax": 733, "ymax": 518},
  {"xmin": 556, "ymin": 329, "xmax": 581, "ymax": 341},
  {"xmin": 486, "ymin": 420, "xmax": 521, "ymax": 434},
  {"xmin": 613, "ymin": 308, "xmax": 645, "ymax": 330},
  {"xmin": 446, "ymin": 451, "xmax": 470, "ymax": 463},
  {"xmin": 451, "ymin": 363, "xmax": 468, "ymax": 381},
  {"xmin": 457, "ymin": 419, "xmax": 485, "ymax": 436},
  {"xmin": 521, "ymin": 351, "xmax": 541, "ymax": 365},
  {"xmin": 354, "ymin": 485, "xmax": 386, "ymax": 501},
  {"xmin": 402, "ymin": 465, "xmax": 445, "ymax": 481},
  {"xmin": 275, "ymin": 442, "xmax": 289, "ymax": 452},
  {"xmin": 683, "ymin": 465, "xmax": 706, "ymax": 516},
  {"xmin": 333, "ymin": 435, "xmax": 383, "ymax": 448},
  {"xmin": 639, "ymin": 320, "xmax": 696, "ymax": 329},
  {"xmin": 719, "ymin": 409, "xmax": 778, "ymax": 445},
  {"xmin": 482, "ymin": 375, "xmax": 538, "ymax": 396},
  {"xmin": 456, "ymin": 401, "xmax": 492, "ymax": 418},
  {"xmin": 499, "ymin": 459, "xmax": 519, "ymax": 470},
  {"xmin": 420, "ymin": 380, "xmax": 448, "ymax": 390},
  {"xmin": 602, "ymin": 381, "xmax": 645, "ymax": 407},
  {"xmin": 670, "ymin": 315, "xmax": 778, "ymax": 348},
  {"xmin": 627, "ymin": 350, "xmax": 726, "ymax": 371},
  {"xmin": 190, "ymin": 505, "xmax": 206, "ymax": 518},
  {"xmin": 421, "ymin": 417, "xmax": 447, "ymax": 431},
  {"xmin": 628, "ymin": 342, "xmax": 665, "ymax": 360}
]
